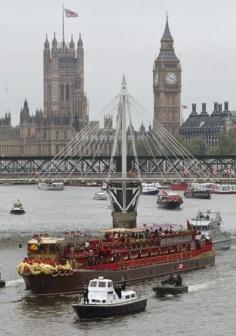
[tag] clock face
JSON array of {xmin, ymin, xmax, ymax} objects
[{"xmin": 165, "ymin": 72, "xmax": 177, "ymax": 85}]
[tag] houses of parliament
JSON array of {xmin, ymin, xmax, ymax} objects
[{"xmin": 0, "ymin": 33, "xmax": 89, "ymax": 156}]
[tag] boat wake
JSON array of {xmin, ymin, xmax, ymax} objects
[
  {"xmin": 188, "ymin": 283, "xmax": 209, "ymax": 292},
  {"xmin": 5, "ymin": 279, "xmax": 24, "ymax": 287}
]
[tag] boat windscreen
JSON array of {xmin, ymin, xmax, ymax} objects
[
  {"xmin": 98, "ymin": 281, "xmax": 106, "ymax": 287},
  {"xmin": 89, "ymin": 281, "xmax": 97, "ymax": 287}
]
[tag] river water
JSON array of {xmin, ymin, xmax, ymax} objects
[{"xmin": 0, "ymin": 185, "xmax": 236, "ymax": 336}]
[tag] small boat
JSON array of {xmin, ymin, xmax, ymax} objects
[
  {"xmin": 93, "ymin": 189, "xmax": 108, "ymax": 200},
  {"xmin": 189, "ymin": 210, "xmax": 231, "ymax": 251},
  {"xmin": 209, "ymin": 183, "xmax": 236, "ymax": 194},
  {"xmin": 153, "ymin": 273, "xmax": 188, "ymax": 297},
  {"xmin": 38, "ymin": 182, "xmax": 64, "ymax": 191},
  {"xmin": 141, "ymin": 183, "xmax": 159, "ymax": 195},
  {"xmin": 0, "ymin": 266, "xmax": 5, "ymax": 288},
  {"xmin": 184, "ymin": 184, "xmax": 211, "ymax": 199},
  {"xmin": 191, "ymin": 182, "xmax": 236, "ymax": 195},
  {"xmin": 72, "ymin": 276, "xmax": 147, "ymax": 319},
  {"xmin": 157, "ymin": 190, "xmax": 183, "ymax": 209},
  {"xmin": 10, "ymin": 200, "xmax": 25, "ymax": 215}
]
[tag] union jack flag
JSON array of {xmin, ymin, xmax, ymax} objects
[{"xmin": 65, "ymin": 8, "xmax": 78, "ymax": 17}]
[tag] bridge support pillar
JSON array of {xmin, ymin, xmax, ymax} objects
[{"xmin": 107, "ymin": 181, "xmax": 141, "ymax": 228}]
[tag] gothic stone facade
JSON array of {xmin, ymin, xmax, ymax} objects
[
  {"xmin": 153, "ymin": 18, "xmax": 181, "ymax": 135},
  {"xmin": 0, "ymin": 34, "xmax": 89, "ymax": 156}
]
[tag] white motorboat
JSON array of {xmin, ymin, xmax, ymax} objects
[
  {"xmin": 72, "ymin": 276, "xmax": 147, "ymax": 319},
  {"xmin": 210, "ymin": 183, "xmax": 236, "ymax": 194},
  {"xmin": 141, "ymin": 183, "xmax": 159, "ymax": 195},
  {"xmin": 189, "ymin": 210, "xmax": 231, "ymax": 250},
  {"xmin": 38, "ymin": 182, "xmax": 64, "ymax": 191},
  {"xmin": 191, "ymin": 182, "xmax": 236, "ymax": 194},
  {"xmin": 10, "ymin": 199, "xmax": 25, "ymax": 215},
  {"xmin": 93, "ymin": 189, "xmax": 108, "ymax": 200}
]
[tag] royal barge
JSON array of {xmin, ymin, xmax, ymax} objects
[{"xmin": 17, "ymin": 226, "xmax": 215, "ymax": 296}]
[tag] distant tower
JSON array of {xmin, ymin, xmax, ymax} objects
[
  {"xmin": 104, "ymin": 115, "xmax": 113, "ymax": 129},
  {"xmin": 153, "ymin": 17, "xmax": 181, "ymax": 135},
  {"xmin": 20, "ymin": 99, "xmax": 30, "ymax": 123},
  {"xmin": 43, "ymin": 33, "xmax": 89, "ymax": 131}
]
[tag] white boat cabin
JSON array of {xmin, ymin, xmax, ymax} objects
[
  {"xmin": 141, "ymin": 183, "xmax": 159, "ymax": 192},
  {"xmin": 81, "ymin": 277, "xmax": 137, "ymax": 305},
  {"xmin": 190, "ymin": 210, "xmax": 221, "ymax": 230}
]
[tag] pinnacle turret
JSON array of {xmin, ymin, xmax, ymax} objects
[
  {"xmin": 70, "ymin": 35, "xmax": 75, "ymax": 49},
  {"xmin": 44, "ymin": 35, "xmax": 49, "ymax": 49},
  {"xmin": 52, "ymin": 33, "xmax": 57, "ymax": 48},
  {"xmin": 78, "ymin": 33, "xmax": 83, "ymax": 47}
]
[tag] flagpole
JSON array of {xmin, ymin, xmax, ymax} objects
[{"xmin": 62, "ymin": 4, "xmax": 65, "ymax": 49}]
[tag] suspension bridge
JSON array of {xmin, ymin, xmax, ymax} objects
[{"xmin": 0, "ymin": 155, "xmax": 236, "ymax": 184}]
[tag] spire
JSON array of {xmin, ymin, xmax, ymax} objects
[
  {"xmin": 52, "ymin": 33, "xmax": 57, "ymax": 48},
  {"xmin": 70, "ymin": 35, "xmax": 75, "ymax": 49},
  {"xmin": 78, "ymin": 33, "xmax": 83, "ymax": 47},
  {"xmin": 44, "ymin": 35, "xmax": 49, "ymax": 49},
  {"xmin": 161, "ymin": 15, "xmax": 173, "ymax": 42},
  {"xmin": 24, "ymin": 98, "xmax": 28, "ymax": 110},
  {"xmin": 157, "ymin": 17, "xmax": 178, "ymax": 61},
  {"xmin": 121, "ymin": 74, "xmax": 127, "ymax": 93}
]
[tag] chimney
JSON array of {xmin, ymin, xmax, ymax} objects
[
  {"xmin": 213, "ymin": 102, "xmax": 218, "ymax": 112},
  {"xmin": 224, "ymin": 101, "xmax": 229, "ymax": 111},
  {"xmin": 192, "ymin": 103, "xmax": 197, "ymax": 114},
  {"xmin": 219, "ymin": 104, "xmax": 222, "ymax": 113},
  {"xmin": 202, "ymin": 103, "xmax": 206, "ymax": 113}
]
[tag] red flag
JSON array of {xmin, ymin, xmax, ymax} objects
[{"xmin": 65, "ymin": 8, "xmax": 78, "ymax": 17}]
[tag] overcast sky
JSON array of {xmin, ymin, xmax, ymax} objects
[{"xmin": 0, "ymin": 0, "xmax": 236, "ymax": 125}]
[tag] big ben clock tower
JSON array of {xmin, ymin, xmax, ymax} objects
[{"xmin": 153, "ymin": 17, "xmax": 181, "ymax": 135}]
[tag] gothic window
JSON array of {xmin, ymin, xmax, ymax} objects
[
  {"xmin": 28, "ymin": 128, "xmax": 30, "ymax": 136},
  {"xmin": 75, "ymin": 80, "xmax": 80, "ymax": 89},
  {"xmin": 60, "ymin": 84, "xmax": 64, "ymax": 101},
  {"xmin": 48, "ymin": 85, "xmax": 51, "ymax": 104},
  {"xmin": 74, "ymin": 101, "xmax": 77, "ymax": 114},
  {"xmin": 56, "ymin": 130, "xmax": 59, "ymax": 140},
  {"xmin": 66, "ymin": 84, "xmax": 70, "ymax": 100},
  {"xmin": 172, "ymin": 95, "xmax": 175, "ymax": 106}
]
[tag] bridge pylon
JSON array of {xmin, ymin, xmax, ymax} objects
[{"xmin": 107, "ymin": 180, "xmax": 141, "ymax": 228}]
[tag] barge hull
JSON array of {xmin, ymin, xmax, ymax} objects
[{"xmin": 22, "ymin": 252, "xmax": 215, "ymax": 296}]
